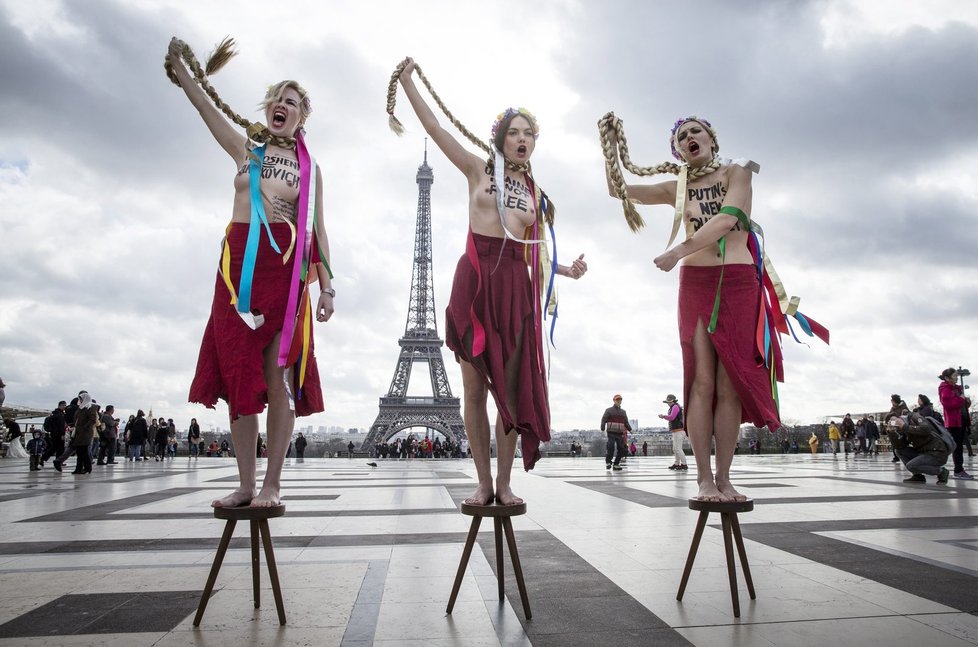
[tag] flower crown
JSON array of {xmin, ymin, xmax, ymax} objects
[
  {"xmin": 491, "ymin": 107, "xmax": 539, "ymax": 141},
  {"xmin": 669, "ymin": 116, "xmax": 717, "ymax": 161}
]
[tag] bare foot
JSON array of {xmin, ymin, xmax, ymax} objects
[
  {"xmin": 463, "ymin": 484, "xmax": 494, "ymax": 506},
  {"xmin": 695, "ymin": 481, "xmax": 722, "ymax": 502},
  {"xmin": 250, "ymin": 487, "xmax": 280, "ymax": 508},
  {"xmin": 212, "ymin": 488, "xmax": 255, "ymax": 508},
  {"xmin": 715, "ymin": 479, "xmax": 747, "ymax": 502},
  {"xmin": 495, "ymin": 486, "xmax": 523, "ymax": 506}
]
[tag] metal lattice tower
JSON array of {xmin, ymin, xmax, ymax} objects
[{"xmin": 362, "ymin": 146, "xmax": 465, "ymax": 449}]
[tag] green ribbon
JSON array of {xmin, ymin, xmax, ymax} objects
[{"xmin": 707, "ymin": 206, "xmax": 751, "ymax": 334}]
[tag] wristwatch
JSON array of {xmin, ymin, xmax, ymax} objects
[{"xmin": 321, "ymin": 287, "xmax": 336, "ymax": 298}]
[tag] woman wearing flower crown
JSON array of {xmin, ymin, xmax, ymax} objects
[
  {"xmin": 391, "ymin": 57, "xmax": 587, "ymax": 506},
  {"xmin": 599, "ymin": 114, "xmax": 827, "ymax": 502},
  {"xmin": 166, "ymin": 37, "xmax": 334, "ymax": 508}
]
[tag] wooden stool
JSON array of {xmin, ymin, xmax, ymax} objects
[
  {"xmin": 447, "ymin": 501, "xmax": 531, "ymax": 619},
  {"xmin": 194, "ymin": 504, "xmax": 287, "ymax": 626},
  {"xmin": 676, "ymin": 498, "xmax": 755, "ymax": 618}
]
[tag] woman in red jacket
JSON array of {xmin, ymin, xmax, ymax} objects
[{"xmin": 938, "ymin": 368, "xmax": 973, "ymax": 480}]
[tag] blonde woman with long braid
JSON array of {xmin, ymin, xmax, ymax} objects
[
  {"xmin": 390, "ymin": 57, "xmax": 587, "ymax": 506},
  {"xmin": 599, "ymin": 114, "xmax": 828, "ymax": 502},
  {"xmin": 166, "ymin": 37, "xmax": 334, "ymax": 508}
]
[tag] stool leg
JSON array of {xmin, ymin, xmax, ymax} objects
[
  {"xmin": 676, "ymin": 510, "xmax": 709, "ymax": 601},
  {"xmin": 502, "ymin": 517, "xmax": 531, "ymax": 620},
  {"xmin": 250, "ymin": 519, "xmax": 261, "ymax": 609},
  {"xmin": 494, "ymin": 517, "xmax": 504, "ymax": 601},
  {"xmin": 446, "ymin": 515, "xmax": 482, "ymax": 614},
  {"xmin": 259, "ymin": 519, "xmax": 287, "ymax": 625},
  {"xmin": 729, "ymin": 513, "xmax": 755, "ymax": 600},
  {"xmin": 193, "ymin": 519, "xmax": 237, "ymax": 627},
  {"xmin": 720, "ymin": 513, "xmax": 741, "ymax": 618}
]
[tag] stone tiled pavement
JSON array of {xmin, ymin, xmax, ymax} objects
[{"xmin": 0, "ymin": 451, "xmax": 976, "ymax": 646}]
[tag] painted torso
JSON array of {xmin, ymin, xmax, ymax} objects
[
  {"xmin": 469, "ymin": 161, "xmax": 537, "ymax": 243},
  {"xmin": 682, "ymin": 163, "xmax": 754, "ymax": 267},
  {"xmin": 231, "ymin": 145, "xmax": 300, "ymax": 224}
]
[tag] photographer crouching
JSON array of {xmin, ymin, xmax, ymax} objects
[{"xmin": 885, "ymin": 412, "xmax": 954, "ymax": 484}]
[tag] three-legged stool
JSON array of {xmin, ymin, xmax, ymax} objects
[
  {"xmin": 676, "ymin": 498, "xmax": 755, "ymax": 618},
  {"xmin": 194, "ymin": 504, "xmax": 287, "ymax": 626},
  {"xmin": 447, "ymin": 501, "xmax": 532, "ymax": 619}
]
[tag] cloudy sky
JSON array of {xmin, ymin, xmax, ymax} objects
[{"xmin": 2, "ymin": 0, "xmax": 976, "ymax": 435}]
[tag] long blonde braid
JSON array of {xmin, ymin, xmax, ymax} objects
[
  {"xmin": 164, "ymin": 37, "xmax": 295, "ymax": 149},
  {"xmin": 386, "ymin": 59, "xmax": 538, "ymax": 178},
  {"xmin": 598, "ymin": 112, "xmax": 720, "ymax": 232},
  {"xmin": 386, "ymin": 60, "xmax": 492, "ymax": 157}
]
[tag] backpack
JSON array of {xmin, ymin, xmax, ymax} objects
[
  {"xmin": 43, "ymin": 415, "xmax": 57, "ymax": 434},
  {"xmin": 922, "ymin": 416, "xmax": 956, "ymax": 454}
]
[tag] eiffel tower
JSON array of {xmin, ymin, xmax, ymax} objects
[{"xmin": 361, "ymin": 146, "xmax": 465, "ymax": 450}]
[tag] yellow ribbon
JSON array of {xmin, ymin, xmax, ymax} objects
[{"xmin": 667, "ymin": 165, "xmax": 689, "ymax": 249}]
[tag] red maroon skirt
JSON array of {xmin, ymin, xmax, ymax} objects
[
  {"xmin": 678, "ymin": 264, "xmax": 780, "ymax": 432},
  {"xmin": 189, "ymin": 222, "xmax": 324, "ymax": 420},
  {"xmin": 444, "ymin": 232, "xmax": 550, "ymax": 471}
]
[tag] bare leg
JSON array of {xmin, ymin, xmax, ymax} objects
[
  {"xmin": 212, "ymin": 414, "xmax": 258, "ymax": 507},
  {"xmin": 253, "ymin": 332, "xmax": 295, "ymax": 507},
  {"xmin": 494, "ymin": 411, "xmax": 522, "ymax": 505},
  {"xmin": 495, "ymin": 330, "xmax": 524, "ymax": 506},
  {"xmin": 460, "ymin": 360, "xmax": 494, "ymax": 505},
  {"xmin": 687, "ymin": 319, "xmax": 722, "ymax": 501},
  {"xmin": 713, "ymin": 360, "xmax": 746, "ymax": 502}
]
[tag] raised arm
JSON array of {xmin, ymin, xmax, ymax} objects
[
  {"xmin": 313, "ymin": 165, "xmax": 334, "ymax": 323},
  {"xmin": 654, "ymin": 164, "xmax": 752, "ymax": 271},
  {"xmin": 166, "ymin": 38, "xmax": 246, "ymax": 164},
  {"xmin": 397, "ymin": 58, "xmax": 484, "ymax": 180}
]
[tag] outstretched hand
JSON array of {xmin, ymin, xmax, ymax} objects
[
  {"xmin": 563, "ymin": 253, "xmax": 587, "ymax": 280},
  {"xmin": 399, "ymin": 57, "xmax": 416, "ymax": 84},
  {"xmin": 167, "ymin": 37, "xmax": 185, "ymax": 63}
]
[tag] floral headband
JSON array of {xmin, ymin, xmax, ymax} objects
[
  {"xmin": 669, "ymin": 116, "xmax": 717, "ymax": 161},
  {"xmin": 491, "ymin": 107, "xmax": 539, "ymax": 141}
]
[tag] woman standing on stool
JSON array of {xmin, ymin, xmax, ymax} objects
[
  {"xmin": 389, "ymin": 57, "xmax": 587, "ymax": 506},
  {"xmin": 166, "ymin": 37, "xmax": 334, "ymax": 507},
  {"xmin": 600, "ymin": 114, "xmax": 827, "ymax": 502}
]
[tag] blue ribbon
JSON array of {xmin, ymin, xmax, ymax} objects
[
  {"xmin": 238, "ymin": 146, "xmax": 281, "ymax": 314},
  {"xmin": 545, "ymin": 216, "xmax": 558, "ymax": 348}
]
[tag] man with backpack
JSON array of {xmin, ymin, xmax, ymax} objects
[{"xmin": 885, "ymin": 411, "xmax": 953, "ymax": 484}]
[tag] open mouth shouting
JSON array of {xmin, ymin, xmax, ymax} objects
[
  {"xmin": 687, "ymin": 140, "xmax": 701, "ymax": 156},
  {"xmin": 271, "ymin": 108, "xmax": 288, "ymax": 128},
  {"xmin": 516, "ymin": 144, "xmax": 528, "ymax": 157}
]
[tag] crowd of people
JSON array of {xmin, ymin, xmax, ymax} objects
[
  {"xmin": 0, "ymin": 391, "xmax": 240, "ymax": 474},
  {"xmin": 370, "ymin": 434, "xmax": 468, "ymax": 460}
]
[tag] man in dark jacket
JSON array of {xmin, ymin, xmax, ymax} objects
[
  {"xmin": 601, "ymin": 394, "xmax": 632, "ymax": 471},
  {"xmin": 41, "ymin": 401, "xmax": 67, "ymax": 466},
  {"xmin": 295, "ymin": 432, "xmax": 307, "ymax": 459},
  {"xmin": 886, "ymin": 412, "xmax": 950, "ymax": 484},
  {"xmin": 128, "ymin": 410, "xmax": 149, "ymax": 461}
]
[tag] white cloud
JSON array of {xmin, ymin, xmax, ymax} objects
[{"xmin": 1, "ymin": 0, "xmax": 976, "ymax": 439}]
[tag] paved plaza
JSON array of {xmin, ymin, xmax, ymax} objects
[{"xmin": 0, "ymin": 452, "xmax": 976, "ymax": 646}]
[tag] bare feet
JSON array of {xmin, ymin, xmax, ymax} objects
[
  {"xmin": 494, "ymin": 486, "xmax": 523, "ymax": 506},
  {"xmin": 212, "ymin": 488, "xmax": 255, "ymax": 508},
  {"xmin": 250, "ymin": 487, "xmax": 281, "ymax": 508},
  {"xmin": 715, "ymin": 479, "xmax": 747, "ymax": 502},
  {"xmin": 463, "ymin": 484, "xmax": 494, "ymax": 506},
  {"xmin": 695, "ymin": 480, "xmax": 722, "ymax": 502}
]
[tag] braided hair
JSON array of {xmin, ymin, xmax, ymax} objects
[
  {"xmin": 164, "ymin": 37, "xmax": 310, "ymax": 151},
  {"xmin": 598, "ymin": 112, "xmax": 721, "ymax": 232},
  {"xmin": 387, "ymin": 59, "xmax": 555, "ymax": 224}
]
